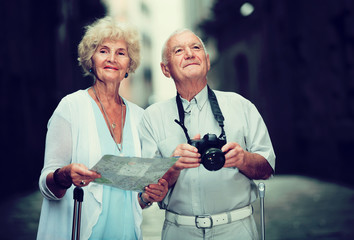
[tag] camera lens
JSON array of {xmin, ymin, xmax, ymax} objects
[{"xmin": 201, "ymin": 148, "xmax": 225, "ymax": 171}]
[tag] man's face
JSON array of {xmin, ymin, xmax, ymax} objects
[{"xmin": 162, "ymin": 31, "xmax": 210, "ymax": 82}]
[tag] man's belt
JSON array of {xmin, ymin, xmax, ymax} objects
[{"xmin": 165, "ymin": 205, "xmax": 253, "ymax": 229}]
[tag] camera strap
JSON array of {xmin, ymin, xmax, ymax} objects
[{"xmin": 174, "ymin": 85, "xmax": 226, "ymax": 143}]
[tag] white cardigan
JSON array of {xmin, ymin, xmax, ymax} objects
[{"xmin": 37, "ymin": 90, "xmax": 144, "ymax": 240}]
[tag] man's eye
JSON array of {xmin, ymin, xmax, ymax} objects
[
  {"xmin": 175, "ymin": 49, "xmax": 182, "ymax": 54},
  {"xmin": 193, "ymin": 45, "xmax": 201, "ymax": 49}
]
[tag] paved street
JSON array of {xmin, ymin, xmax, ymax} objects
[{"xmin": 1, "ymin": 175, "xmax": 354, "ymax": 239}]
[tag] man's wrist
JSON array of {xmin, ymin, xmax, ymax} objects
[{"xmin": 171, "ymin": 163, "xmax": 182, "ymax": 172}]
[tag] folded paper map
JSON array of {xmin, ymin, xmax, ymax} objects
[{"xmin": 91, "ymin": 155, "xmax": 177, "ymax": 192}]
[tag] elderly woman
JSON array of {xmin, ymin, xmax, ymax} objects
[{"xmin": 37, "ymin": 17, "xmax": 167, "ymax": 240}]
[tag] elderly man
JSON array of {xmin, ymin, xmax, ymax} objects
[{"xmin": 139, "ymin": 29, "xmax": 275, "ymax": 240}]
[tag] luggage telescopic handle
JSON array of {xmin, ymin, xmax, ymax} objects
[
  {"xmin": 258, "ymin": 182, "xmax": 265, "ymax": 240},
  {"xmin": 72, "ymin": 187, "xmax": 84, "ymax": 240}
]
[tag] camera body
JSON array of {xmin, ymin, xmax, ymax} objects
[{"xmin": 189, "ymin": 134, "xmax": 226, "ymax": 171}]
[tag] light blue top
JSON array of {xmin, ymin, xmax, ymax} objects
[
  {"xmin": 139, "ymin": 85, "xmax": 276, "ymax": 216},
  {"xmin": 89, "ymin": 95, "xmax": 137, "ymax": 239}
]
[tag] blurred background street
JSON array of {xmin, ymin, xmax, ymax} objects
[
  {"xmin": 1, "ymin": 175, "xmax": 353, "ymax": 240},
  {"xmin": 1, "ymin": 0, "xmax": 354, "ymax": 239}
]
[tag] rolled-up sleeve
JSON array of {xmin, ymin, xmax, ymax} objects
[{"xmin": 245, "ymin": 101, "xmax": 276, "ymax": 171}]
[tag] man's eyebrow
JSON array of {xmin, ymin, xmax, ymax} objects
[
  {"xmin": 192, "ymin": 43, "xmax": 203, "ymax": 48},
  {"xmin": 171, "ymin": 45, "xmax": 182, "ymax": 52},
  {"xmin": 171, "ymin": 42, "xmax": 202, "ymax": 52}
]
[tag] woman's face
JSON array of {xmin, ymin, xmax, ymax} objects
[{"xmin": 92, "ymin": 39, "xmax": 130, "ymax": 83}]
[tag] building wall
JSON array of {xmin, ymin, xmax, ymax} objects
[
  {"xmin": 0, "ymin": 0, "xmax": 106, "ymax": 196},
  {"xmin": 200, "ymin": 0, "xmax": 354, "ymax": 184}
]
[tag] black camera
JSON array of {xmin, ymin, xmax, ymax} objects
[
  {"xmin": 175, "ymin": 86, "xmax": 227, "ymax": 171},
  {"xmin": 189, "ymin": 134, "xmax": 226, "ymax": 171}
]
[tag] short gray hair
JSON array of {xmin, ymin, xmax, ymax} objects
[{"xmin": 161, "ymin": 29, "xmax": 208, "ymax": 65}]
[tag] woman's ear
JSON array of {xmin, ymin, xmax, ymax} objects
[{"xmin": 160, "ymin": 62, "xmax": 171, "ymax": 78}]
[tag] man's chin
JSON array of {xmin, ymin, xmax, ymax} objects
[{"xmin": 184, "ymin": 68, "xmax": 206, "ymax": 76}]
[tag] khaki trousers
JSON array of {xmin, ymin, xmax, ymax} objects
[{"xmin": 161, "ymin": 215, "xmax": 259, "ymax": 240}]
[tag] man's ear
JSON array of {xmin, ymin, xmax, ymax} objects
[
  {"xmin": 160, "ymin": 62, "xmax": 171, "ymax": 78},
  {"xmin": 206, "ymin": 54, "xmax": 210, "ymax": 72}
]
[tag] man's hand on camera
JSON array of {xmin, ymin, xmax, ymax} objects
[
  {"xmin": 222, "ymin": 142, "xmax": 245, "ymax": 168},
  {"xmin": 172, "ymin": 134, "xmax": 201, "ymax": 171}
]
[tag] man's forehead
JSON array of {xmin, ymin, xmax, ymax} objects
[{"xmin": 168, "ymin": 31, "xmax": 201, "ymax": 48}]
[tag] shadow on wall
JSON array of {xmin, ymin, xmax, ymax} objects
[{"xmin": 0, "ymin": 0, "xmax": 106, "ymax": 197}]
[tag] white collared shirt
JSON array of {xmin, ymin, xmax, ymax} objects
[{"xmin": 139, "ymin": 85, "xmax": 275, "ymax": 216}]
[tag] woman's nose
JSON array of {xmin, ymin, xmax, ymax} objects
[{"xmin": 108, "ymin": 53, "xmax": 116, "ymax": 62}]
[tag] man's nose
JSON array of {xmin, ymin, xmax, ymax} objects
[{"xmin": 184, "ymin": 47, "xmax": 194, "ymax": 59}]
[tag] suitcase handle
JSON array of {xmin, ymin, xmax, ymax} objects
[{"xmin": 72, "ymin": 187, "xmax": 84, "ymax": 240}]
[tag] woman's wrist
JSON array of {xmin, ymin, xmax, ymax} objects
[
  {"xmin": 53, "ymin": 168, "xmax": 72, "ymax": 189},
  {"xmin": 139, "ymin": 192, "xmax": 152, "ymax": 207}
]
